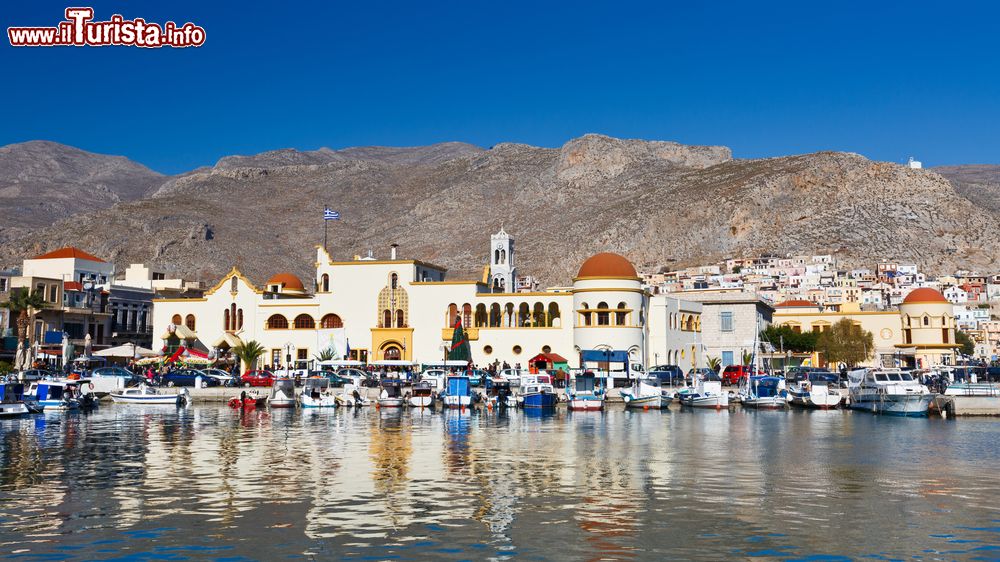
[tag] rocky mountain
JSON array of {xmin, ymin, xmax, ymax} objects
[
  {"xmin": 0, "ymin": 141, "xmax": 165, "ymax": 237},
  {"xmin": 0, "ymin": 135, "xmax": 998, "ymax": 287},
  {"xmin": 934, "ymin": 165, "xmax": 1000, "ymax": 215}
]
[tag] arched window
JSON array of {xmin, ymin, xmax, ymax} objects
[
  {"xmin": 548, "ymin": 302, "xmax": 561, "ymax": 328},
  {"xmin": 230, "ymin": 277, "xmax": 238, "ymax": 293},
  {"xmin": 615, "ymin": 302, "xmax": 628, "ymax": 326},
  {"xmin": 267, "ymin": 314, "xmax": 289, "ymax": 329},
  {"xmin": 597, "ymin": 302, "xmax": 610, "ymax": 326},
  {"xmin": 294, "ymin": 314, "xmax": 315, "ymax": 329},
  {"xmin": 494, "ymin": 249, "xmax": 500, "ymax": 264},
  {"xmin": 462, "ymin": 304, "xmax": 472, "ymax": 328},
  {"xmin": 396, "ymin": 309, "xmax": 404, "ymax": 328},
  {"xmin": 321, "ymin": 274, "xmax": 330, "ymax": 292},
  {"xmin": 504, "ymin": 303, "xmax": 515, "ymax": 327},
  {"xmin": 490, "ymin": 303, "xmax": 501, "ymax": 327},
  {"xmin": 237, "ymin": 309, "xmax": 244, "ymax": 329},
  {"xmin": 383, "ymin": 309, "xmax": 392, "ymax": 328},
  {"xmin": 923, "ymin": 316, "xmax": 929, "ymax": 326},
  {"xmin": 321, "ymin": 314, "xmax": 343, "ymax": 329},
  {"xmin": 384, "ymin": 346, "xmax": 401, "ymax": 361},
  {"xmin": 475, "ymin": 304, "xmax": 488, "ymax": 327},
  {"xmin": 223, "ymin": 308, "xmax": 230, "ymax": 331},
  {"xmin": 171, "ymin": 314, "xmax": 182, "ymax": 325},
  {"xmin": 581, "ymin": 302, "xmax": 591, "ymax": 326},
  {"xmin": 391, "ymin": 273, "xmax": 398, "ymax": 290},
  {"xmin": 533, "ymin": 302, "xmax": 545, "ymax": 327},
  {"xmin": 500, "ymin": 249, "xmax": 506, "ymax": 264},
  {"xmin": 517, "ymin": 303, "xmax": 530, "ymax": 327},
  {"xmin": 447, "ymin": 304, "xmax": 458, "ymax": 327}
]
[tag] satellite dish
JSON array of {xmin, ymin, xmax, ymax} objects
[{"xmin": 83, "ymin": 282, "xmax": 94, "ymax": 290}]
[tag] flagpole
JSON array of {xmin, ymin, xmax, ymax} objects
[{"xmin": 324, "ymin": 206, "xmax": 328, "ymax": 252}]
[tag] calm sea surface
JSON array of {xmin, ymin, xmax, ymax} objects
[{"xmin": 1, "ymin": 406, "xmax": 999, "ymax": 561}]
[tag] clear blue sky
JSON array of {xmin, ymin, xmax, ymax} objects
[{"xmin": 2, "ymin": 1, "xmax": 998, "ymax": 174}]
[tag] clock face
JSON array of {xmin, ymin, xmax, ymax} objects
[
  {"xmin": 880, "ymin": 328, "xmax": 893, "ymax": 340},
  {"xmin": 496, "ymin": 244, "xmax": 503, "ymax": 250}
]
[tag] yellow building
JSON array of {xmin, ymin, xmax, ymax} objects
[{"xmin": 772, "ymin": 288, "xmax": 959, "ymax": 368}]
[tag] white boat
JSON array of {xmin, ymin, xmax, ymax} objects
[
  {"xmin": 483, "ymin": 378, "xmax": 517, "ymax": 409},
  {"xmin": 378, "ymin": 381, "xmax": 404, "ymax": 408},
  {"xmin": 847, "ymin": 368, "xmax": 934, "ymax": 417},
  {"xmin": 787, "ymin": 371, "xmax": 842, "ymax": 409},
  {"xmin": 518, "ymin": 374, "xmax": 558, "ymax": 409},
  {"xmin": 269, "ymin": 378, "xmax": 297, "ymax": 408},
  {"xmin": 25, "ymin": 378, "xmax": 95, "ymax": 411},
  {"xmin": 408, "ymin": 380, "xmax": 435, "ymax": 408},
  {"xmin": 299, "ymin": 377, "xmax": 338, "ymax": 408},
  {"xmin": 443, "ymin": 374, "xmax": 473, "ymax": 409},
  {"xmin": 678, "ymin": 376, "xmax": 729, "ymax": 409},
  {"xmin": 0, "ymin": 381, "xmax": 29, "ymax": 417},
  {"xmin": 567, "ymin": 372, "xmax": 604, "ymax": 411},
  {"xmin": 739, "ymin": 375, "xmax": 788, "ymax": 409},
  {"xmin": 621, "ymin": 376, "xmax": 667, "ymax": 409},
  {"xmin": 110, "ymin": 385, "xmax": 189, "ymax": 406},
  {"xmin": 335, "ymin": 377, "xmax": 371, "ymax": 407}
]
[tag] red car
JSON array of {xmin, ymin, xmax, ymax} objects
[
  {"xmin": 721, "ymin": 365, "xmax": 755, "ymax": 386},
  {"xmin": 241, "ymin": 370, "xmax": 275, "ymax": 387}
]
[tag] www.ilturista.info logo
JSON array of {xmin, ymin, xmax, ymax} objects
[{"xmin": 8, "ymin": 8, "xmax": 205, "ymax": 48}]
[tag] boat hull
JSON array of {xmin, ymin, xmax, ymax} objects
[
  {"xmin": 622, "ymin": 393, "xmax": 664, "ymax": 409},
  {"xmin": 299, "ymin": 396, "xmax": 338, "ymax": 408},
  {"xmin": 378, "ymin": 398, "xmax": 404, "ymax": 408},
  {"xmin": 567, "ymin": 396, "xmax": 604, "ymax": 411},
  {"xmin": 110, "ymin": 394, "xmax": 181, "ymax": 405},
  {"xmin": 37, "ymin": 400, "xmax": 79, "ymax": 411},
  {"xmin": 742, "ymin": 397, "xmax": 787, "ymax": 409},
  {"xmin": 443, "ymin": 395, "xmax": 472, "ymax": 409},
  {"xmin": 408, "ymin": 395, "xmax": 434, "ymax": 408},
  {"xmin": 680, "ymin": 393, "xmax": 729, "ymax": 409},
  {"xmin": 522, "ymin": 392, "xmax": 558, "ymax": 409},
  {"xmin": 788, "ymin": 390, "xmax": 842, "ymax": 409},
  {"xmin": 0, "ymin": 403, "xmax": 29, "ymax": 417},
  {"xmin": 849, "ymin": 394, "xmax": 933, "ymax": 416},
  {"xmin": 269, "ymin": 399, "xmax": 296, "ymax": 408}
]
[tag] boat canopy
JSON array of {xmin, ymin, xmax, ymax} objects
[
  {"xmin": 302, "ymin": 378, "xmax": 330, "ymax": 390},
  {"xmin": 423, "ymin": 360, "xmax": 469, "ymax": 368},
  {"xmin": 1, "ymin": 383, "xmax": 24, "ymax": 402},
  {"xmin": 273, "ymin": 379, "xmax": 295, "ymax": 392},
  {"xmin": 574, "ymin": 376, "xmax": 596, "ymax": 393},
  {"xmin": 317, "ymin": 359, "xmax": 364, "ymax": 367},
  {"xmin": 447, "ymin": 375, "xmax": 471, "ymax": 396},
  {"xmin": 581, "ymin": 350, "xmax": 629, "ymax": 363},
  {"xmin": 370, "ymin": 360, "xmax": 417, "ymax": 367}
]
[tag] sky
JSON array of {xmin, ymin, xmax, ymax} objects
[{"xmin": 2, "ymin": 1, "xmax": 999, "ymax": 174}]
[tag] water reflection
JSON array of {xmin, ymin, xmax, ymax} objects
[{"xmin": 0, "ymin": 407, "xmax": 999, "ymax": 560}]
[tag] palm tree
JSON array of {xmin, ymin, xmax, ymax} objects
[
  {"xmin": 314, "ymin": 348, "xmax": 336, "ymax": 362},
  {"xmin": 233, "ymin": 340, "xmax": 266, "ymax": 373},
  {"xmin": 741, "ymin": 349, "xmax": 754, "ymax": 366},
  {"xmin": 2, "ymin": 289, "xmax": 48, "ymax": 369},
  {"xmin": 707, "ymin": 356, "xmax": 722, "ymax": 372}
]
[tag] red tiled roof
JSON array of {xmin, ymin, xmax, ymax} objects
[
  {"xmin": 902, "ymin": 287, "xmax": 948, "ymax": 304},
  {"xmin": 33, "ymin": 247, "xmax": 106, "ymax": 263},
  {"xmin": 774, "ymin": 299, "xmax": 817, "ymax": 308},
  {"xmin": 64, "ymin": 281, "xmax": 83, "ymax": 292}
]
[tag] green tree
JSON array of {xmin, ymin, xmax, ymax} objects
[
  {"xmin": 233, "ymin": 340, "xmax": 266, "ymax": 373},
  {"xmin": 955, "ymin": 330, "xmax": 976, "ymax": 356},
  {"xmin": 1, "ymin": 288, "xmax": 48, "ymax": 343},
  {"xmin": 741, "ymin": 349, "xmax": 754, "ymax": 365},
  {"xmin": 760, "ymin": 324, "xmax": 818, "ymax": 353},
  {"xmin": 314, "ymin": 348, "xmax": 336, "ymax": 362},
  {"xmin": 816, "ymin": 318, "xmax": 874, "ymax": 368},
  {"xmin": 707, "ymin": 356, "xmax": 722, "ymax": 372}
]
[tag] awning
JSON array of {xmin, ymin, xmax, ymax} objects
[
  {"xmin": 581, "ymin": 350, "xmax": 629, "ymax": 363},
  {"xmin": 212, "ymin": 333, "xmax": 243, "ymax": 348},
  {"xmin": 94, "ymin": 344, "xmax": 158, "ymax": 358}
]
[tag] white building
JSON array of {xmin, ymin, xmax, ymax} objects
[{"xmin": 647, "ymin": 295, "xmax": 703, "ymax": 371}]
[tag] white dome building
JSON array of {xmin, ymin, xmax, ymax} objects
[{"xmin": 572, "ymin": 253, "xmax": 647, "ymax": 373}]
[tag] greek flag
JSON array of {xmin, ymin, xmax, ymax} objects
[{"xmin": 324, "ymin": 208, "xmax": 340, "ymax": 221}]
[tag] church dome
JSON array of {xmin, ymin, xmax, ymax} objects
[
  {"xmin": 267, "ymin": 272, "xmax": 305, "ymax": 292},
  {"xmin": 902, "ymin": 287, "xmax": 948, "ymax": 304},
  {"xmin": 576, "ymin": 253, "xmax": 638, "ymax": 279}
]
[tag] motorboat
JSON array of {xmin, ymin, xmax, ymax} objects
[
  {"xmin": 408, "ymin": 380, "xmax": 435, "ymax": 408},
  {"xmin": 269, "ymin": 378, "xmax": 297, "ymax": 408},
  {"xmin": 25, "ymin": 378, "xmax": 98, "ymax": 411},
  {"xmin": 566, "ymin": 371, "xmax": 604, "ymax": 411},
  {"xmin": 787, "ymin": 371, "xmax": 843, "ymax": 409},
  {"xmin": 443, "ymin": 373, "xmax": 472, "ymax": 410},
  {"xmin": 0, "ymin": 381, "xmax": 29, "ymax": 417},
  {"xmin": 335, "ymin": 376, "xmax": 371, "ymax": 407},
  {"xmin": 519, "ymin": 374, "xmax": 558, "ymax": 409},
  {"xmin": 299, "ymin": 377, "xmax": 338, "ymax": 408},
  {"xmin": 621, "ymin": 376, "xmax": 668, "ymax": 409},
  {"xmin": 482, "ymin": 378, "xmax": 516, "ymax": 409},
  {"xmin": 378, "ymin": 380, "xmax": 404, "ymax": 408},
  {"xmin": 418, "ymin": 368, "xmax": 448, "ymax": 392},
  {"xmin": 678, "ymin": 375, "xmax": 729, "ymax": 409},
  {"xmin": 848, "ymin": 368, "xmax": 934, "ymax": 416},
  {"xmin": 110, "ymin": 385, "xmax": 189, "ymax": 406},
  {"xmin": 739, "ymin": 375, "xmax": 788, "ymax": 409}
]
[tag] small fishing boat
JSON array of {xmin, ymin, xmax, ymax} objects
[
  {"xmin": 408, "ymin": 380, "xmax": 435, "ymax": 408},
  {"xmin": 25, "ymin": 379, "xmax": 96, "ymax": 411},
  {"xmin": 378, "ymin": 380, "xmax": 404, "ymax": 408},
  {"xmin": 229, "ymin": 391, "xmax": 267, "ymax": 409},
  {"xmin": 621, "ymin": 376, "xmax": 668, "ymax": 409},
  {"xmin": 0, "ymin": 381, "xmax": 29, "ymax": 417},
  {"xmin": 519, "ymin": 374, "xmax": 558, "ymax": 409},
  {"xmin": 739, "ymin": 375, "xmax": 788, "ymax": 409},
  {"xmin": 482, "ymin": 378, "xmax": 516, "ymax": 409},
  {"xmin": 678, "ymin": 375, "xmax": 729, "ymax": 409},
  {"xmin": 567, "ymin": 371, "xmax": 604, "ymax": 411},
  {"xmin": 443, "ymin": 373, "xmax": 472, "ymax": 409},
  {"xmin": 787, "ymin": 371, "xmax": 842, "ymax": 409},
  {"xmin": 269, "ymin": 378, "xmax": 297, "ymax": 408},
  {"xmin": 110, "ymin": 385, "xmax": 189, "ymax": 406},
  {"xmin": 299, "ymin": 377, "xmax": 338, "ymax": 408},
  {"xmin": 848, "ymin": 368, "xmax": 933, "ymax": 417},
  {"xmin": 336, "ymin": 376, "xmax": 371, "ymax": 407}
]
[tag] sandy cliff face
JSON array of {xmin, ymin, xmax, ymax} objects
[{"xmin": 0, "ymin": 135, "xmax": 996, "ymax": 286}]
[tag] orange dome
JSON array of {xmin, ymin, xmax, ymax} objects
[
  {"xmin": 576, "ymin": 253, "xmax": 638, "ymax": 279},
  {"xmin": 267, "ymin": 272, "xmax": 305, "ymax": 291},
  {"xmin": 902, "ymin": 287, "xmax": 948, "ymax": 304},
  {"xmin": 775, "ymin": 299, "xmax": 818, "ymax": 308}
]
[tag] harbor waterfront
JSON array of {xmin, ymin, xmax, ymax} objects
[{"xmin": 2, "ymin": 407, "xmax": 1000, "ymax": 560}]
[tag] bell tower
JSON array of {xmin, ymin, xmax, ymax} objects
[{"xmin": 490, "ymin": 227, "xmax": 515, "ymax": 293}]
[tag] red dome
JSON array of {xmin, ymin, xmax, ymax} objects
[
  {"xmin": 267, "ymin": 272, "xmax": 305, "ymax": 291},
  {"xmin": 775, "ymin": 299, "xmax": 818, "ymax": 308},
  {"xmin": 576, "ymin": 253, "xmax": 638, "ymax": 279},
  {"xmin": 902, "ymin": 287, "xmax": 948, "ymax": 304}
]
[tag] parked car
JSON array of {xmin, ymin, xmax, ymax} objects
[
  {"xmin": 91, "ymin": 366, "xmax": 145, "ymax": 386},
  {"xmin": 200, "ymin": 368, "xmax": 237, "ymax": 386},
  {"xmin": 648, "ymin": 365, "xmax": 684, "ymax": 385},
  {"xmin": 18, "ymin": 369, "xmax": 55, "ymax": 382},
  {"xmin": 241, "ymin": 370, "xmax": 275, "ymax": 387},
  {"xmin": 498, "ymin": 368, "xmax": 525, "ymax": 386},
  {"xmin": 784, "ymin": 366, "xmax": 825, "ymax": 382},
  {"xmin": 314, "ymin": 370, "xmax": 350, "ymax": 387},
  {"xmin": 161, "ymin": 368, "xmax": 221, "ymax": 388},
  {"xmin": 686, "ymin": 367, "xmax": 720, "ymax": 382},
  {"xmin": 721, "ymin": 365, "xmax": 758, "ymax": 386}
]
